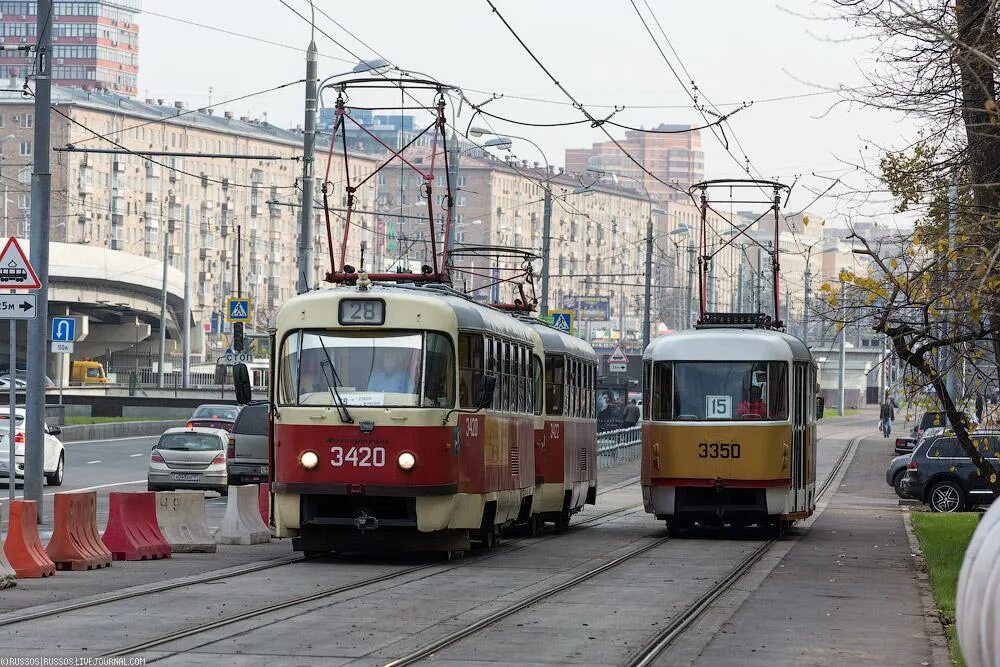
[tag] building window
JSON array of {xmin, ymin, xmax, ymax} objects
[
  {"xmin": 19, "ymin": 113, "xmax": 32, "ymax": 129},
  {"xmin": 17, "ymin": 193, "xmax": 29, "ymax": 210},
  {"xmin": 19, "ymin": 141, "xmax": 30, "ymax": 156}
]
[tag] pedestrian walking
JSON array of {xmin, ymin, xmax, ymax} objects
[
  {"xmin": 623, "ymin": 399, "xmax": 640, "ymax": 427},
  {"xmin": 880, "ymin": 395, "xmax": 895, "ymax": 437}
]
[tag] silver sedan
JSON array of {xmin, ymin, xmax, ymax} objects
[{"xmin": 147, "ymin": 427, "xmax": 228, "ymax": 494}]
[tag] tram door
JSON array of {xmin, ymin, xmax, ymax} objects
[{"xmin": 792, "ymin": 363, "xmax": 807, "ymax": 510}]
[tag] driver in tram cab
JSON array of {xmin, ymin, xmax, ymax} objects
[
  {"xmin": 737, "ymin": 385, "xmax": 767, "ymax": 419},
  {"xmin": 368, "ymin": 349, "xmax": 416, "ymax": 394}
]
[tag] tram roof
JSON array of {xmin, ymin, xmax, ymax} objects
[
  {"xmin": 276, "ymin": 283, "xmax": 536, "ymax": 344},
  {"xmin": 520, "ymin": 319, "xmax": 599, "ymax": 362},
  {"xmin": 643, "ymin": 328, "xmax": 812, "ymax": 363}
]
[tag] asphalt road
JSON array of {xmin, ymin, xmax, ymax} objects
[{"xmin": 0, "ymin": 433, "xmax": 231, "ymax": 535}]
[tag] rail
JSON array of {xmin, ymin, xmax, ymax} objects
[{"xmin": 596, "ymin": 425, "xmax": 642, "ymax": 469}]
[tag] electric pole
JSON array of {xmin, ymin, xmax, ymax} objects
[
  {"xmin": 182, "ymin": 205, "xmax": 191, "ymax": 389},
  {"xmin": 446, "ymin": 131, "xmax": 460, "ymax": 257},
  {"xmin": 539, "ymin": 187, "xmax": 553, "ymax": 317},
  {"xmin": 297, "ymin": 36, "xmax": 318, "ymax": 293},
  {"xmin": 24, "ymin": 0, "xmax": 52, "ymax": 517},
  {"xmin": 157, "ymin": 231, "xmax": 169, "ymax": 389},
  {"xmin": 838, "ymin": 278, "xmax": 846, "ymax": 416},
  {"xmin": 642, "ymin": 216, "xmax": 653, "ymax": 350}
]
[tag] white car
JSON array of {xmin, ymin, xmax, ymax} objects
[{"xmin": 0, "ymin": 408, "xmax": 65, "ymax": 486}]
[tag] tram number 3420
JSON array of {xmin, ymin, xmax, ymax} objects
[
  {"xmin": 698, "ymin": 442, "xmax": 741, "ymax": 459},
  {"xmin": 330, "ymin": 446, "xmax": 386, "ymax": 467}
]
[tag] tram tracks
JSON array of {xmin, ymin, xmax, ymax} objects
[
  {"xmin": 622, "ymin": 433, "xmax": 863, "ymax": 667},
  {"xmin": 381, "ymin": 431, "xmax": 863, "ymax": 667}
]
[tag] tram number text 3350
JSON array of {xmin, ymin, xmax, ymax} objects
[{"xmin": 697, "ymin": 442, "xmax": 741, "ymax": 459}]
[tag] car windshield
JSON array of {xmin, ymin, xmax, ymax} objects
[
  {"xmin": 650, "ymin": 361, "xmax": 788, "ymax": 421},
  {"xmin": 157, "ymin": 433, "xmax": 222, "ymax": 451},
  {"xmin": 191, "ymin": 406, "xmax": 239, "ymax": 421},
  {"xmin": 278, "ymin": 329, "xmax": 455, "ymax": 408}
]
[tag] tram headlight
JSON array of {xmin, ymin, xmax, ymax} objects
[
  {"xmin": 397, "ymin": 451, "xmax": 416, "ymax": 471},
  {"xmin": 299, "ymin": 450, "xmax": 319, "ymax": 470}
]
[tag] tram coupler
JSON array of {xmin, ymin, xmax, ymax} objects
[{"xmin": 354, "ymin": 512, "xmax": 379, "ymax": 531}]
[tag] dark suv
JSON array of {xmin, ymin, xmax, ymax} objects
[{"xmin": 901, "ymin": 433, "xmax": 999, "ymax": 512}]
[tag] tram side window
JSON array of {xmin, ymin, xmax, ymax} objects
[
  {"xmin": 532, "ymin": 355, "xmax": 543, "ymax": 416},
  {"xmin": 642, "ymin": 362, "xmax": 652, "ymax": 420},
  {"xmin": 651, "ymin": 362, "xmax": 672, "ymax": 420},
  {"xmin": 458, "ymin": 333, "xmax": 484, "ymax": 409},
  {"xmin": 423, "ymin": 332, "xmax": 455, "ymax": 408},
  {"xmin": 278, "ymin": 331, "xmax": 301, "ymax": 405},
  {"xmin": 545, "ymin": 354, "xmax": 564, "ymax": 416},
  {"xmin": 522, "ymin": 347, "xmax": 531, "ymax": 413}
]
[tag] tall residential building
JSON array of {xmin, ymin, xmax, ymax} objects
[
  {"xmin": 564, "ymin": 124, "xmax": 704, "ymax": 203},
  {"xmin": 0, "ymin": 0, "xmax": 140, "ymax": 96}
]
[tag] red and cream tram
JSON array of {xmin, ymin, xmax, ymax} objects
[
  {"xmin": 522, "ymin": 319, "xmax": 599, "ymax": 530},
  {"xmin": 266, "ymin": 282, "xmax": 542, "ymax": 554}
]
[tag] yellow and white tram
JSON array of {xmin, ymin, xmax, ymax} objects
[{"xmin": 640, "ymin": 325, "xmax": 820, "ymax": 535}]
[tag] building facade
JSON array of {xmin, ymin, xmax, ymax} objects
[
  {"xmin": 0, "ymin": 0, "xmax": 140, "ymax": 96},
  {"xmin": 0, "ymin": 85, "xmax": 378, "ymax": 352},
  {"xmin": 564, "ymin": 125, "xmax": 704, "ymax": 204}
]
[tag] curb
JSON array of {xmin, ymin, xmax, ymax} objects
[{"xmin": 902, "ymin": 510, "xmax": 954, "ymax": 667}]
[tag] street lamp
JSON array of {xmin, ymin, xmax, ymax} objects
[
  {"xmin": 803, "ymin": 242, "xmax": 839, "ymax": 346},
  {"xmin": 669, "ymin": 225, "xmax": 694, "ymax": 329},
  {"xmin": 584, "ymin": 167, "xmax": 662, "ymax": 350},
  {"xmin": 469, "ymin": 127, "xmax": 559, "ymax": 317}
]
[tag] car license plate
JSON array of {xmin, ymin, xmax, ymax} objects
[{"xmin": 172, "ymin": 473, "xmax": 200, "ymax": 482}]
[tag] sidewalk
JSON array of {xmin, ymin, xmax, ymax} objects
[{"xmin": 675, "ymin": 427, "xmax": 942, "ymax": 666}]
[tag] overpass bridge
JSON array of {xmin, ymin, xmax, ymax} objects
[{"xmin": 0, "ymin": 240, "xmax": 205, "ymax": 383}]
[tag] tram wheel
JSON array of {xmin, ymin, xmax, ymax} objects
[
  {"xmin": 528, "ymin": 515, "xmax": 543, "ymax": 537},
  {"xmin": 555, "ymin": 509, "xmax": 571, "ymax": 533}
]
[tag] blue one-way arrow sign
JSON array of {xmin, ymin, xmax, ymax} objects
[{"xmin": 51, "ymin": 317, "xmax": 75, "ymax": 341}]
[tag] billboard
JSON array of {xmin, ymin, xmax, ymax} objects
[{"xmin": 561, "ymin": 295, "xmax": 611, "ymax": 321}]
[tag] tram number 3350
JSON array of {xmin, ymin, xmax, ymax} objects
[
  {"xmin": 698, "ymin": 442, "xmax": 741, "ymax": 459},
  {"xmin": 330, "ymin": 446, "xmax": 386, "ymax": 467}
]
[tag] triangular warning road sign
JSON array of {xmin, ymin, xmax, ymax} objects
[
  {"xmin": 609, "ymin": 345, "xmax": 628, "ymax": 362},
  {"xmin": 0, "ymin": 237, "xmax": 40, "ymax": 289}
]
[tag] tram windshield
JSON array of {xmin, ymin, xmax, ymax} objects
[
  {"xmin": 278, "ymin": 330, "xmax": 455, "ymax": 408},
  {"xmin": 651, "ymin": 361, "xmax": 788, "ymax": 421}
]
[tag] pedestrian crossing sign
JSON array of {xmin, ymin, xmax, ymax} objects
[
  {"xmin": 226, "ymin": 297, "xmax": 253, "ymax": 323},
  {"xmin": 551, "ymin": 309, "xmax": 574, "ymax": 334}
]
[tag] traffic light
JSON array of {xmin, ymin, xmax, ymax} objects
[{"xmin": 233, "ymin": 322, "xmax": 244, "ymax": 351}]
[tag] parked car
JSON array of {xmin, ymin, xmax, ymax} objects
[
  {"xmin": 0, "ymin": 408, "xmax": 64, "ymax": 485},
  {"xmin": 147, "ymin": 427, "xmax": 228, "ymax": 494},
  {"xmin": 227, "ymin": 402, "xmax": 268, "ymax": 486},
  {"xmin": 186, "ymin": 404, "xmax": 241, "ymax": 432},
  {"xmin": 886, "ymin": 453, "xmax": 912, "ymax": 498},
  {"xmin": 0, "ymin": 371, "xmax": 55, "ymax": 390},
  {"xmin": 901, "ymin": 433, "xmax": 999, "ymax": 512}
]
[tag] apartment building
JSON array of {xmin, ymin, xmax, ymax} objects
[{"xmin": 0, "ymin": 84, "xmax": 378, "ymax": 332}]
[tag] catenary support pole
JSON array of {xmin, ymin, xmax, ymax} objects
[
  {"xmin": 839, "ymin": 278, "xmax": 846, "ymax": 416},
  {"xmin": 642, "ymin": 216, "xmax": 653, "ymax": 350},
  {"xmin": 182, "ymin": 205, "xmax": 191, "ymax": 389},
  {"xmin": 157, "ymin": 231, "xmax": 169, "ymax": 389},
  {"xmin": 25, "ymin": 0, "xmax": 52, "ymax": 518},
  {"xmin": 539, "ymin": 187, "xmax": 553, "ymax": 317},
  {"xmin": 297, "ymin": 37, "xmax": 318, "ymax": 294}
]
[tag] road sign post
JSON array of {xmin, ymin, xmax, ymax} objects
[
  {"xmin": 0, "ymin": 236, "xmax": 41, "ymax": 501},
  {"xmin": 551, "ymin": 309, "xmax": 574, "ymax": 334},
  {"xmin": 609, "ymin": 344, "xmax": 628, "ymax": 374}
]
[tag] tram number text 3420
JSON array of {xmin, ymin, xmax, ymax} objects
[{"xmin": 697, "ymin": 442, "xmax": 741, "ymax": 459}]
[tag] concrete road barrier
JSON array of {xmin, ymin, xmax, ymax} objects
[
  {"xmin": 215, "ymin": 485, "xmax": 270, "ymax": 545},
  {"xmin": 155, "ymin": 491, "xmax": 217, "ymax": 553},
  {"xmin": 101, "ymin": 491, "xmax": 172, "ymax": 561},
  {"xmin": 46, "ymin": 490, "xmax": 113, "ymax": 571},
  {"xmin": 0, "ymin": 504, "xmax": 16, "ymax": 588},
  {"xmin": 957, "ymin": 500, "xmax": 1000, "ymax": 667},
  {"xmin": 3, "ymin": 500, "xmax": 55, "ymax": 578},
  {"xmin": 58, "ymin": 420, "xmax": 187, "ymax": 443}
]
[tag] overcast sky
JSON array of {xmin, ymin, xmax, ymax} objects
[{"xmin": 140, "ymin": 1, "xmax": 914, "ymax": 227}]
